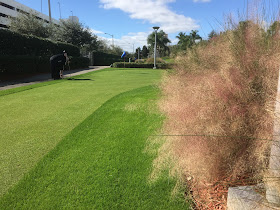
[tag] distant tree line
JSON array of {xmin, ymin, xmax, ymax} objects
[
  {"xmin": 140, "ymin": 19, "xmax": 280, "ymax": 58},
  {"xmin": 133, "ymin": 29, "xmax": 204, "ymax": 59},
  {"xmin": 8, "ymin": 12, "xmax": 124, "ymax": 56}
]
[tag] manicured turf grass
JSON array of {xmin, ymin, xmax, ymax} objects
[
  {"xmin": 0, "ymin": 86, "xmax": 189, "ymax": 209},
  {"xmin": 0, "ymin": 68, "xmax": 163, "ymax": 196}
]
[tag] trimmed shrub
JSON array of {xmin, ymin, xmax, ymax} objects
[
  {"xmin": 112, "ymin": 62, "xmax": 173, "ymax": 69},
  {"xmin": 69, "ymin": 57, "xmax": 89, "ymax": 69},
  {"xmin": 0, "ymin": 29, "xmax": 80, "ymax": 57},
  {"xmin": 93, "ymin": 52, "xmax": 126, "ymax": 65},
  {"xmin": 0, "ymin": 55, "xmax": 89, "ymax": 75}
]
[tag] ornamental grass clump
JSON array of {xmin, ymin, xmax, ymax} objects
[{"xmin": 157, "ymin": 16, "xmax": 280, "ymax": 209}]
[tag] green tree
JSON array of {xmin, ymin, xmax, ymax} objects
[
  {"xmin": 93, "ymin": 39, "xmax": 124, "ymax": 56},
  {"xmin": 176, "ymin": 32, "xmax": 191, "ymax": 50},
  {"xmin": 80, "ymin": 33, "xmax": 100, "ymax": 55},
  {"xmin": 95, "ymin": 39, "xmax": 111, "ymax": 53},
  {"xmin": 267, "ymin": 21, "xmax": 280, "ymax": 36},
  {"xmin": 134, "ymin": 47, "xmax": 141, "ymax": 59},
  {"xmin": 54, "ymin": 20, "xmax": 94, "ymax": 48},
  {"xmin": 9, "ymin": 12, "xmax": 52, "ymax": 38},
  {"xmin": 176, "ymin": 30, "xmax": 202, "ymax": 51},
  {"xmin": 109, "ymin": 46, "xmax": 124, "ymax": 56},
  {"xmin": 190, "ymin": 30, "xmax": 202, "ymax": 42},
  {"xmin": 208, "ymin": 30, "xmax": 218, "ymax": 39},
  {"xmin": 142, "ymin": 45, "xmax": 149, "ymax": 58},
  {"xmin": 147, "ymin": 30, "xmax": 171, "ymax": 57}
]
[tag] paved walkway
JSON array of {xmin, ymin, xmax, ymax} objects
[{"xmin": 0, "ymin": 66, "xmax": 109, "ymax": 91}]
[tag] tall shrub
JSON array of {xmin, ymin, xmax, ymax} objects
[
  {"xmin": 157, "ymin": 20, "xmax": 280, "ymax": 209},
  {"xmin": 0, "ymin": 29, "xmax": 80, "ymax": 56}
]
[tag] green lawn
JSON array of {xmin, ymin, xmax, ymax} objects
[
  {"xmin": 0, "ymin": 85, "xmax": 188, "ymax": 209},
  {"xmin": 0, "ymin": 68, "xmax": 189, "ymax": 209},
  {"xmin": 0, "ymin": 69, "xmax": 161, "ymax": 196}
]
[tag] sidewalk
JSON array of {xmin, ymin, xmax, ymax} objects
[{"xmin": 0, "ymin": 66, "xmax": 109, "ymax": 91}]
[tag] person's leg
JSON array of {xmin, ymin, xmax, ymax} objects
[
  {"xmin": 50, "ymin": 62, "xmax": 55, "ymax": 79},
  {"xmin": 57, "ymin": 64, "xmax": 63, "ymax": 79},
  {"xmin": 55, "ymin": 65, "xmax": 60, "ymax": 79}
]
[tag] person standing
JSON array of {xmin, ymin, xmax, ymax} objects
[{"xmin": 50, "ymin": 51, "xmax": 69, "ymax": 79}]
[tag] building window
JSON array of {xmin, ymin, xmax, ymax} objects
[
  {"xmin": 16, "ymin": 8, "xmax": 29, "ymax": 16},
  {"xmin": 0, "ymin": 2, "xmax": 15, "ymax": 10},
  {"xmin": 35, "ymin": 16, "xmax": 43, "ymax": 20},
  {"xmin": 0, "ymin": 23, "xmax": 8, "ymax": 28},
  {"xmin": 0, "ymin": 12, "xmax": 8, "ymax": 18}
]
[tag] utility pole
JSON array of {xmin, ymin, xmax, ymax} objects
[{"xmin": 48, "ymin": 0, "xmax": 52, "ymax": 23}]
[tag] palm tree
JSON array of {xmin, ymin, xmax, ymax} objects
[
  {"xmin": 176, "ymin": 30, "xmax": 202, "ymax": 51},
  {"xmin": 190, "ymin": 30, "xmax": 202, "ymax": 43},
  {"xmin": 176, "ymin": 32, "xmax": 191, "ymax": 50},
  {"xmin": 147, "ymin": 30, "xmax": 171, "ymax": 57}
]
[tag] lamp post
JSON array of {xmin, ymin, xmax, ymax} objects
[
  {"xmin": 132, "ymin": 43, "xmax": 134, "ymax": 54},
  {"xmin": 105, "ymin": 33, "xmax": 114, "ymax": 48},
  {"xmin": 153, "ymin": 26, "xmax": 160, "ymax": 69},
  {"xmin": 48, "ymin": 0, "xmax": 52, "ymax": 23}
]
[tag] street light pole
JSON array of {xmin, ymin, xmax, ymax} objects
[
  {"xmin": 105, "ymin": 33, "xmax": 114, "ymax": 48},
  {"xmin": 153, "ymin": 26, "xmax": 160, "ymax": 69},
  {"xmin": 48, "ymin": 0, "xmax": 52, "ymax": 23},
  {"xmin": 132, "ymin": 43, "xmax": 134, "ymax": 54}
]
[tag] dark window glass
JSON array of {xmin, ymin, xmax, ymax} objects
[
  {"xmin": 0, "ymin": 12, "xmax": 8, "ymax": 18},
  {"xmin": 0, "ymin": 2, "xmax": 15, "ymax": 10},
  {"xmin": 0, "ymin": 23, "xmax": 9, "ymax": 28}
]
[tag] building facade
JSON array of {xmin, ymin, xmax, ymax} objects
[{"xmin": 0, "ymin": 0, "xmax": 59, "ymax": 29}]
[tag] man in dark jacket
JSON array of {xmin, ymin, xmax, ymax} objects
[{"xmin": 50, "ymin": 51, "xmax": 69, "ymax": 79}]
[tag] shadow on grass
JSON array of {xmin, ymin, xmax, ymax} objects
[{"xmin": 66, "ymin": 78, "xmax": 93, "ymax": 81}]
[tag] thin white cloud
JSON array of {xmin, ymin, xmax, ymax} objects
[
  {"xmin": 90, "ymin": 28, "xmax": 104, "ymax": 34},
  {"xmin": 99, "ymin": 0, "xmax": 199, "ymax": 34},
  {"xmin": 98, "ymin": 32, "xmax": 149, "ymax": 52},
  {"xmin": 193, "ymin": 0, "xmax": 211, "ymax": 2}
]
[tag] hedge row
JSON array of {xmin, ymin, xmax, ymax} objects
[
  {"xmin": 0, "ymin": 56, "xmax": 89, "ymax": 75},
  {"xmin": 93, "ymin": 52, "xmax": 127, "ymax": 66},
  {"xmin": 112, "ymin": 62, "xmax": 173, "ymax": 69},
  {"xmin": 0, "ymin": 29, "xmax": 80, "ymax": 57}
]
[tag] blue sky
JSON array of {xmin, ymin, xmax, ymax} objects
[{"xmin": 15, "ymin": 0, "xmax": 279, "ymax": 52}]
